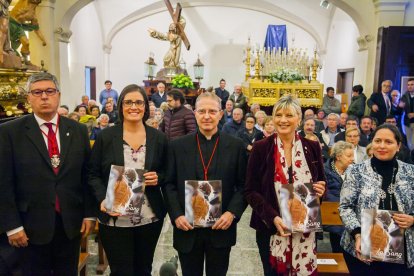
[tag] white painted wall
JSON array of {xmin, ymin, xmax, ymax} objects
[
  {"xmin": 322, "ymin": 8, "xmax": 368, "ymax": 104},
  {"xmin": 62, "ymin": 3, "xmax": 104, "ymax": 110}
]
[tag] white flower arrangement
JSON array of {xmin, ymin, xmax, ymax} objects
[{"xmin": 268, "ymin": 68, "xmax": 305, "ymax": 83}]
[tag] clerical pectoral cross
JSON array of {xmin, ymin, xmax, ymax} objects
[{"xmin": 164, "ymin": 0, "xmax": 191, "ymax": 50}]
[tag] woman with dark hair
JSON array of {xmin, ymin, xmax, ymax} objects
[
  {"xmin": 90, "ymin": 105, "xmax": 101, "ymax": 118},
  {"xmin": 339, "ymin": 124, "xmax": 414, "ymax": 275},
  {"xmin": 237, "ymin": 114, "xmax": 260, "ymax": 153},
  {"xmin": 347, "ymin": 84, "xmax": 366, "ymax": 119},
  {"xmin": 88, "ymin": 84, "xmax": 168, "ymax": 275},
  {"xmin": 245, "ymin": 95, "xmax": 326, "ymax": 275}
]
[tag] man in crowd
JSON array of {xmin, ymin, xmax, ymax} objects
[
  {"xmin": 164, "ymin": 92, "xmax": 247, "ymax": 276},
  {"xmin": 299, "ymin": 117, "xmax": 329, "ymax": 161},
  {"xmin": 219, "ymin": 100, "xmax": 234, "ymax": 129},
  {"xmin": 339, "ymin": 112, "xmax": 348, "ymax": 129},
  {"xmin": 359, "ymin": 115, "xmax": 373, "ymax": 142},
  {"xmin": 214, "ymin": 79, "xmax": 230, "ymax": 110},
  {"xmin": 99, "ymin": 80, "xmax": 118, "ymax": 107},
  {"xmin": 249, "ymin": 103, "xmax": 260, "ymax": 116},
  {"xmin": 57, "ymin": 105, "xmax": 69, "ymax": 117},
  {"xmin": 0, "ymin": 72, "xmax": 95, "ymax": 275},
  {"xmin": 81, "ymin": 95, "xmax": 89, "ymax": 106},
  {"xmin": 334, "ymin": 116, "xmax": 369, "ymax": 146},
  {"xmin": 321, "ymin": 87, "xmax": 341, "ymax": 115},
  {"xmin": 222, "ymin": 108, "xmax": 245, "ymax": 136},
  {"xmin": 400, "ymin": 78, "xmax": 414, "ymax": 150},
  {"xmin": 152, "ymin": 82, "xmax": 167, "ymax": 108},
  {"xmin": 367, "ymin": 79, "xmax": 392, "ymax": 125},
  {"xmin": 320, "ymin": 113, "xmax": 343, "ymax": 147},
  {"xmin": 102, "ymin": 101, "xmax": 118, "ymax": 124},
  {"xmin": 229, "ymin": 84, "xmax": 247, "ymax": 111},
  {"xmin": 302, "ymin": 109, "xmax": 324, "ymax": 133},
  {"xmin": 161, "ymin": 89, "xmax": 196, "ymax": 140}
]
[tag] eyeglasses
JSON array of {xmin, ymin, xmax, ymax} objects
[
  {"xmin": 29, "ymin": 88, "xmax": 58, "ymax": 97},
  {"xmin": 123, "ymin": 100, "xmax": 145, "ymax": 107},
  {"xmin": 196, "ymin": 109, "xmax": 220, "ymax": 116},
  {"xmin": 246, "ymin": 120, "xmax": 255, "ymax": 124},
  {"xmin": 346, "ymin": 135, "xmax": 360, "ymax": 138}
]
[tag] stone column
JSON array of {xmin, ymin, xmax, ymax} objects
[
  {"xmin": 30, "ymin": 0, "xmax": 56, "ymax": 72},
  {"xmin": 373, "ymin": 0, "xmax": 409, "ymax": 27}
]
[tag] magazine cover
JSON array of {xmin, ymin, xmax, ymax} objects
[
  {"xmin": 104, "ymin": 165, "xmax": 147, "ymax": 216},
  {"xmin": 361, "ymin": 209, "xmax": 405, "ymax": 264},
  {"xmin": 276, "ymin": 182, "xmax": 322, "ymax": 233},
  {"xmin": 185, "ymin": 180, "xmax": 222, "ymax": 228}
]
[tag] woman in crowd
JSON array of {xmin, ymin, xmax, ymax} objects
[
  {"xmin": 88, "ymin": 84, "xmax": 168, "ymax": 275},
  {"xmin": 90, "ymin": 113, "xmax": 110, "ymax": 140},
  {"xmin": 324, "ymin": 141, "xmax": 354, "ymax": 253},
  {"xmin": 90, "ymin": 105, "xmax": 101, "ymax": 118},
  {"xmin": 237, "ymin": 114, "xmax": 260, "ymax": 154},
  {"xmin": 245, "ymin": 95, "xmax": 326, "ymax": 275},
  {"xmin": 76, "ymin": 105, "xmax": 96, "ymax": 137},
  {"xmin": 347, "ymin": 85, "xmax": 366, "ymax": 119},
  {"xmin": 339, "ymin": 124, "xmax": 414, "ymax": 275},
  {"xmin": 345, "ymin": 127, "xmax": 368, "ymax": 164},
  {"xmin": 154, "ymin": 108, "xmax": 164, "ymax": 124},
  {"xmin": 255, "ymin": 116, "xmax": 275, "ymax": 141},
  {"xmin": 254, "ymin": 110, "xmax": 266, "ymax": 131}
]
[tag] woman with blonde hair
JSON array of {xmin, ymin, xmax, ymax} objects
[{"xmin": 245, "ymin": 95, "xmax": 326, "ymax": 275}]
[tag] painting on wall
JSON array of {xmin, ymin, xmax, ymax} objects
[{"xmin": 401, "ymin": 76, "xmax": 414, "ymax": 94}]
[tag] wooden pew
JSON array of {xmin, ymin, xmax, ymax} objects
[
  {"xmin": 317, "ymin": 201, "xmax": 350, "ymax": 275},
  {"xmin": 78, "ymin": 234, "xmax": 90, "ymax": 276},
  {"xmin": 94, "ymin": 223, "xmax": 109, "ymax": 274}
]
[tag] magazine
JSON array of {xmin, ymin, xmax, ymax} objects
[
  {"xmin": 185, "ymin": 180, "xmax": 222, "ymax": 228},
  {"xmin": 276, "ymin": 182, "xmax": 322, "ymax": 233},
  {"xmin": 104, "ymin": 165, "xmax": 147, "ymax": 216},
  {"xmin": 361, "ymin": 209, "xmax": 405, "ymax": 264}
]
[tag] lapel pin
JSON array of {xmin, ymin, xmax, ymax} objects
[{"xmin": 66, "ymin": 132, "xmax": 70, "ymax": 136}]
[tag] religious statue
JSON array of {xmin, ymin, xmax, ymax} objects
[
  {"xmin": 0, "ymin": 0, "xmax": 12, "ymax": 66},
  {"xmin": 9, "ymin": 0, "xmax": 46, "ymax": 65},
  {"xmin": 148, "ymin": 16, "xmax": 186, "ymax": 69}
]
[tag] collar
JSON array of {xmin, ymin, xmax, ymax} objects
[
  {"xmin": 197, "ymin": 130, "xmax": 220, "ymax": 141},
  {"xmin": 382, "ymin": 92, "xmax": 389, "ymax": 97},
  {"xmin": 34, "ymin": 113, "xmax": 59, "ymax": 127}
]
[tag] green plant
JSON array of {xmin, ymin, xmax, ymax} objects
[
  {"xmin": 171, "ymin": 74, "xmax": 195, "ymax": 89},
  {"xmin": 268, "ymin": 68, "xmax": 305, "ymax": 83}
]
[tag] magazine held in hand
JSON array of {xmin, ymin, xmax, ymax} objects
[
  {"xmin": 105, "ymin": 165, "xmax": 147, "ymax": 215},
  {"xmin": 361, "ymin": 209, "xmax": 405, "ymax": 264},
  {"xmin": 185, "ymin": 180, "xmax": 222, "ymax": 227},
  {"xmin": 276, "ymin": 182, "xmax": 322, "ymax": 233}
]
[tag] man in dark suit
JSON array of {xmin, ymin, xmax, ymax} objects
[
  {"xmin": 214, "ymin": 79, "xmax": 230, "ymax": 110},
  {"xmin": 367, "ymin": 79, "xmax": 393, "ymax": 125},
  {"xmin": 165, "ymin": 92, "xmax": 247, "ymax": 276},
  {"xmin": 0, "ymin": 72, "xmax": 96, "ymax": 275},
  {"xmin": 151, "ymin": 82, "xmax": 167, "ymax": 108}
]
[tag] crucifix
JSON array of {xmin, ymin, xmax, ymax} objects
[{"xmin": 148, "ymin": 0, "xmax": 191, "ymax": 68}]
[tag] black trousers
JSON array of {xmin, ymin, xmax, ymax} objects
[
  {"xmin": 99, "ymin": 220, "xmax": 163, "ymax": 276},
  {"xmin": 328, "ymin": 232, "xmax": 343, "ymax": 253},
  {"xmin": 178, "ymin": 228, "xmax": 231, "ymax": 276},
  {"xmin": 255, "ymin": 231, "xmax": 277, "ymax": 276},
  {"xmin": 19, "ymin": 214, "xmax": 81, "ymax": 276},
  {"xmin": 343, "ymin": 251, "xmax": 414, "ymax": 276}
]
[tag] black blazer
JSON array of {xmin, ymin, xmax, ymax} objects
[
  {"xmin": 0, "ymin": 115, "xmax": 94, "ymax": 244},
  {"xmin": 367, "ymin": 92, "xmax": 389, "ymax": 125},
  {"xmin": 88, "ymin": 124, "xmax": 168, "ymax": 223},
  {"xmin": 164, "ymin": 131, "xmax": 248, "ymax": 253}
]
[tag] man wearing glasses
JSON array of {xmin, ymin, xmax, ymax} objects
[
  {"xmin": 0, "ymin": 72, "xmax": 96, "ymax": 275},
  {"xmin": 165, "ymin": 92, "xmax": 247, "ymax": 276}
]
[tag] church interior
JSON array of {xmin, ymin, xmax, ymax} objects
[{"xmin": 1, "ymin": 0, "xmax": 414, "ymax": 275}]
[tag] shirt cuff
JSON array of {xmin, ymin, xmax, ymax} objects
[
  {"xmin": 7, "ymin": 226, "xmax": 24, "ymax": 236},
  {"xmin": 84, "ymin": 217, "xmax": 96, "ymax": 221}
]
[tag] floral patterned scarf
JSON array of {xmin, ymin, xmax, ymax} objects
[{"xmin": 269, "ymin": 133, "xmax": 318, "ymax": 276}]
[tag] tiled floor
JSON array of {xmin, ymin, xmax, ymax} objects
[{"xmin": 86, "ymin": 207, "xmax": 332, "ymax": 275}]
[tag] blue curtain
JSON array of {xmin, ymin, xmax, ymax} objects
[{"xmin": 264, "ymin": 25, "xmax": 288, "ymax": 51}]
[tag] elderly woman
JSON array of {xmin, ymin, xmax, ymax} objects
[
  {"xmin": 339, "ymin": 124, "xmax": 414, "ymax": 275},
  {"xmin": 237, "ymin": 114, "xmax": 260, "ymax": 153},
  {"xmin": 88, "ymin": 84, "xmax": 168, "ymax": 275},
  {"xmin": 90, "ymin": 114, "xmax": 110, "ymax": 140},
  {"xmin": 255, "ymin": 116, "xmax": 275, "ymax": 141},
  {"xmin": 245, "ymin": 95, "xmax": 326, "ymax": 275},
  {"xmin": 345, "ymin": 127, "xmax": 368, "ymax": 164},
  {"xmin": 255, "ymin": 110, "xmax": 267, "ymax": 131},
  {"xmin": 324, "ymin": 141, "xmax": 354, "ymax": 253}
]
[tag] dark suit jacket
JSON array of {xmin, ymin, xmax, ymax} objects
[
  {"xmin": 244, "ymin": 135, "xmax": 326, "ymax": 235},
  {"xmin": 88, "ymin": 124, "xmax": 168, "ymax": 223},
  {"xmin": 367, "ymin": 92, "xmax": 389, "ymax": 125},
  {"xmin": 164, "ymin": 131, "xmax": 247, "ymax": 253},
  {"xmin": 0, "ymin": 115, "xmax": 94, "ymax": 245},
  {"xmin": 214, "ymin": 88, "xmax": 230, "ymax": 110},
  {"xmin": 151, "ymin": 92, "xmax": 167, "ymax": 108},
  {"xmin": 334, "ymin": 130, "xmax": 370, "ymax": 147}
]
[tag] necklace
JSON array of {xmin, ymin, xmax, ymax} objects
[
  {"xmin": 331, "ymin": 161, "xmax": 343, "ymax": 176},
  {"xmin": 196, "ymin": 133, "xmax": 220, "ymax": 180},
  {"xmin": 373, "ymin": 164, "xmax": 397, "ymax": 210}
]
